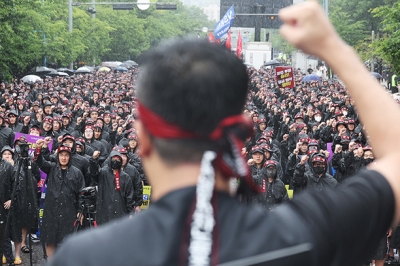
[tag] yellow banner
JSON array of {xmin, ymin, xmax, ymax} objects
[{"xmin": 140, "ymin": 186, "xmax": 152, "ymax": 210}]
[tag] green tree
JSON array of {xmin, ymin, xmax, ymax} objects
[
  {"xmin": 97, "ymin": 7, "xmax": 149, "ymax": 61},
  {"xmin": 370, "ymin": 2, "xmax": 400, "ymax": 73},
  {"xmin": 329, "ymin": 0, "xmax": 397, "ymax": 47},
  {"xmin": 0, "ymin": 0, "xmax": 45, "ymax": 79}
]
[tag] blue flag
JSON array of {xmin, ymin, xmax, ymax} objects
[{"xmin": 214, "ymin": 5, "xmax": 235, "ymax": 40}]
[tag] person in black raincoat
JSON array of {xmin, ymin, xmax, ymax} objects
[
  {"xmin": 89, "ymin": 150, "xmax": 135, "ymax": 225},
  {"xmin": 248, "ymin": 145, "xmax": 265, "ymax": 186},
  {"xmin": 8, "ymin": 136, "xmax": 40, "ymax": 262},
  {"xmin": 292, "ymin": 153, "xmax": 337, "ymax": 193},
  {"xmin": 83, "ymin": 125, "xmax": 107, "ymax": 164},
  {"xmin": 0, "ymin": 146, "xmax": 16, "ymax": 266},
  {"xmin": 93, "ymin": 124, "xmax": 111, "ymax": 154},
  {"xmin": 35, "ymin": 141, "xmax": 84, "ymax": 258},
  {"xmin": 331, "ymin": 135, "xmax": 352, "ymax": 183},
  {"xmin": 252, "ymin": 160, "xmax": 289, "ymax": 210},
  {"xmin": 125, "ymin": 133, "xmax": 146, "ymax": 185},
  {"xmin": 0, "ymin": 115, "xmax": 14, "ymax": 152},
  {"xmin": 118, "ymin": 147, "xmax": 143, "ymax": 211},
  {"xmin": 43, "ymin": 134, "xmax": 92, "ymax": 187}
]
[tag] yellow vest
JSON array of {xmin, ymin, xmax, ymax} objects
[{"xmin": 392, "ymin": 74, "xmax": 397, "ymax": 86}]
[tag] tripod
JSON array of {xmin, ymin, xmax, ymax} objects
[
  {"xmin": 3, "ymin": 157, "xmax": 40, "ymax": 266},
  {"xmin": 74, "ymin": 200, "xmax": 98, "ymax": 232}
]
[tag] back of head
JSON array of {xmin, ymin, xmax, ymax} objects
[{"xmin": 137, "ymin": 38, "xmax": 249, "ymax": 165}]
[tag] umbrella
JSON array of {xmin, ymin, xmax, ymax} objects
[
  {"xmin": 371, "ymin": 72, "xmax": 382, "ymax": 79},
  {"xmin": 57, "ymin": 68, "xmax": 75, "ymax": 75},
  {"xmin": 302, "ymin": 74, "xmax": 321, "ymax": 82},
  {"xmin": 114, "ymin": 66, "xmax": 128, "ymax": 72},
  {"xmin": 46, "ymin": 68, "xmax": 59, "ymax": 76},
  {"xmin": 57, "ymin": 72, "xmax": 69, "ymax": 76},
  {"xmin": 21, "ymin": 75, "xmax": 42, "ymax": 84},
  {"xmin": 119, "ymin": 63, "xmax": 132, "ymax": 68},
  {"xmin": 101, "ymin": 61, "xmax": 122, "ymax": 68},
  {"xmin": 98, "ymin": 67, "xmax": 111, "ymax": 72},
  {"xmin": 83, "ymin": 65, "xmax": 95, "ymax": 72},
  {"xmin": 263, "ymin": 59, "xmax": 281, "ymax": 67},
  {"xmin": 75, "ymin": 67, "xmax": 92, "ymax": 74},
  {"xmin": 122, "ymin": 60, "xmax": 138, "ymax": 66},
  {"xmin": 31, "ymin": 66, "xmax": 51, "ymax": 74}
]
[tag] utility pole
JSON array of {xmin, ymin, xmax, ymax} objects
[
  {"xmin": 92, "ymin": 0, "xmax": 96, "ymax": 18},
  {"xmin": 68, "ymin": 0, "xmax": 73, "ymax": 69},
  {"xmin": 371, "ymin": 30, "xmax": 375, "ymax": 72}
]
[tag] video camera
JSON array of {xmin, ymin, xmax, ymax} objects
[
  {"xmin": 80, "ymin": 186, "xmax": 97, "ymax": 213},
  {"xmin": 16, "ymin": 143, "xmax": 30, "ymax": 158}
]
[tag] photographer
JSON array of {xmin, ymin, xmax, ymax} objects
[
  {"xmin": 35, "ymin": 141, "xmax": 84, "ymax": 258},
  {"xmin": 9, "ymin": 137, "xmax": 40, "ymax": 262}
]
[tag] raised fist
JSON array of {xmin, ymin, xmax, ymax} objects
[{"xmin": 93, "ymin": 151, "xmax": 101, "ymax": 159}]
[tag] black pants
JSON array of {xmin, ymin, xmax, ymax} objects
[{"xmin": 3, "ymin": 238, "xmax": 13, "ymax": 262}]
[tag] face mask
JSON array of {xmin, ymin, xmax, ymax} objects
[
  {"xmin": 364, "ymin": 158, "xmax": 374, "ymax": 166},
  {"xmin": 110, "ymin": 160, "xmax": 122, "ymax": 170},
  {"xmin": 315, "ymin": 116, "xmax": 322, "ymax": 122},
  {"xmin": 341, "ymin": 144, "xmax": 349, "ymax": 151},
  {"xmin": 313, "ymin": 166, "xmax": 325, "ymax": 175},
  {"xmin": 265, "ymin": 168, "xmax": 277, "ymax": 178},
  {"xmin": 342, "ymin": 111, "xmax": 348, "ymax": 116}
]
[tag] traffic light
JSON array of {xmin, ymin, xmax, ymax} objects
[
  {"xmin": 113, "ymin": 4, "xmax": 134, "ymax": 10},
  {"xmin": 156, "ymin": 3, "xmax": 177, "ymax": 10},
  {"xmin": 87, "ymin": 7, "xmax": 96, "ymax": 14}
]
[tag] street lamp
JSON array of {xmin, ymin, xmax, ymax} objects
[{"xmin": 137, "ymin": 0, "xmax": 150, "ymax": 11}]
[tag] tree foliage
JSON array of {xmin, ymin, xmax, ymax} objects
[
  {"xmin": 370, "ymin": 2, "xmax": 400, "ymax": 73},
  {"xmin": 328, "ymin": 0, "xmax": 397, "ymax": 63},
  {"xmin": 0, "ymin": 0, "xmax": 211, "ymax": 80}
]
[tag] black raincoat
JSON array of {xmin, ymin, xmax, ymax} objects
[
  {"xmin": 0, "ymin": 125, "xmax": 15, "ymax": 151},
  {"xmin": 36, "ymin": 152, "xmax": 84, "ymax": 245},
  {"xmin": 292, "ymin": 163, "xmax": 338, "ymax": 193},
  {"xmin": 9, "ymin": 157, "xmax": 40, "ymax": 242},
  {"xmin": 89, "ymin": 151, "xmax": 135, "ymax": 225}
]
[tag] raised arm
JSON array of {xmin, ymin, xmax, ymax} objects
[{"xmin": 279, "ymin": 0, "xmax": 400, "ymax": 223}]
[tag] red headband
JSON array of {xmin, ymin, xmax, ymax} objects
[
  {"xmin": 137, "ymin": 101, "xmax": 262, "ymax": 192},
  {"xmin": 137, "ymin": 102, "xmax": 252, "ymax": 141}
]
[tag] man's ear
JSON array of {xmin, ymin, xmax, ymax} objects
[{"xmin": 135, "ymin": 120, "xmax": 152, "ymax": 157}]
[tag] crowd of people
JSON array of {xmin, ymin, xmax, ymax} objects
[
  {"xmin": 0, "ymin": 30, "xmax": 398, "ymax": 266},
  {"xmin": 243, "ymin": 65, "xmax": 400, "ymax": 265},
  {"xmin": 0, "ymin": 69, "xmax": 145, "ymax": 265}
]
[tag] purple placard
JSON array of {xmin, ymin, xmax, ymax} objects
[
  {"xmin": 14, "ymin": 132, "xmax": 53, "ymax": 192},
  {"xmin": 327, "ymin": 142, "xmax": 333, "ymax": 162}
]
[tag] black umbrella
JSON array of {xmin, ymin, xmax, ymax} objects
[
  {"xmin": 46, "ymin": 68, "xmax": 59, "ymax": 76},
  {"xmin": 57, "ymin": 68, "xmax": 75, "ymax": 75},
  {"xmin": 31, "ymin": 66, "xmax": 51, "ymax": 74},
  {"xmin": 114, "ymin": 66, "xmax": 128, "ymax": 72},
  {"xmin": 263, "ymin": 59, "xmax": 281, "ymax": 67}
]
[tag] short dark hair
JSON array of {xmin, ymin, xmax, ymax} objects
[{"xmin": 137, "ymin": 38, "xmax": 248, "ymax": 165}]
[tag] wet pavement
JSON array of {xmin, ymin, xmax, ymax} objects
[{"xmin": 6, "ymin": 241, "xmax": 46, "ymax": 266}]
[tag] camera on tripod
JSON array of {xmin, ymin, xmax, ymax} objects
[
  {"xmin": 80, "ymin": 186, "xmax": 97, "ymax": 213},
  {"xmin": 16, "ymin": 143, "xmax": 30, "ymax": 158}
]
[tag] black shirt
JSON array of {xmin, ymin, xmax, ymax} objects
[{"xmin": 47, "ymin": 169, "xmax": 394, "ymax": 266}]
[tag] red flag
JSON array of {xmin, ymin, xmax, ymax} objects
[
  {"xmin": 226, "ymin": 30, "xmax": 232, "ymax": 50},
  {"xmin": 236, "ymin": 29, "xmax": 243, "ymax": 59},
  {"xmin": 208, "ymin": 32, "xmax": 216, "ymax": 43}
]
